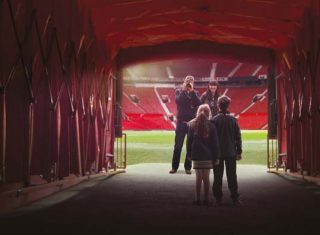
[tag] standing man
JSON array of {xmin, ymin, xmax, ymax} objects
[
  {"xmin": 170, "ymin": 75, "xmax": 201, "ymax": 174},
  {"xmin": 211, "ymin": 95, "xmax": 242, "ymax": 206}
]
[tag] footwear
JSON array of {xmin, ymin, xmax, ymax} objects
[
  {"xmin": 185, "ymin": 169, "xmax": 192, "ymax": 175},
  {"xmin": 232, "ymin": 199, "xmax": 243, "ymax": 206},
  {"xmin": 169, "ymin": 169, "xmax": 177, "ymax": 174},
  {"xmin": 193, "ymin": 200, "xmax": 201, "ymax": 206}
]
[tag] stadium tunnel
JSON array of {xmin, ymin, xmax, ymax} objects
[{"xmin": 0, "ymin": 0, "xmax": 320, "ymax": 213}]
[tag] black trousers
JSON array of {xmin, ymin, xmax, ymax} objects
[
  {"xmin": 171, "ymin": 121, "xmax": 191, "ymax": 170},
  {"xmin": 213, "ymin": 158, "xmax": 239, "ymax": 200}
]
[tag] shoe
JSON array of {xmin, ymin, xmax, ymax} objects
[
  {"xmin": 193, "ymin": 200, "xmax": 201, "ymax": 206},
  {"xmin": 169, "ymin": 169, "xmax": 177, "ymax": 174},
  {"xmin": 232, "ymin": 199, "xmax": 243, "ymax": 207},
  {"xmin": 185, "ymin": 169, "xmax": 192, "ymax": 175}
]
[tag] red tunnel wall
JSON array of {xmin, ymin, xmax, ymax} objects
[
  {"xmin": 0, "ymin": 0, "xmax": 115, "ymax": 185},
  {"xmin": 1, "ymin": 0, "xmax": 320, "ymax": 187},
  {"xmin": 276, "ymin": 2, "xmax": 320, "ymax": 176}
]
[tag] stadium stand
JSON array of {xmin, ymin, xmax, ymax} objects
[
  {"xmin": 121, "ymin": 61, "xmax": 268, "ymax": 130},
  {"xmin": 156, "ymin": 87, "xmax": 176, "ymax": 115},
  {"xmin": 215, "ymin": 61, "xmax": 239, "ymax": 77},
  {"xmin": 122, "ymin": 85, "xmax": 268, "ymax": 130},
  {"xmin": 224, "ymin": 87, "xmax": 266, "ymax": 116},
  {"xmin": 238, "ymin": 113, "xmax": 268, "ymax": 130},
  {"xmin": 122, "ymin": 92, "xmax": 145, "ymax": 114},
  {"xmin": 123, "ymin": 86, "xmax": 165, "ymax": 114},
  {"xmin": 233, "ymin": 64, "xmax": 262, "ymax": 77},
  {"xmin": 122, "ymin": 113, "xmax": 174, "ymax": 130}
]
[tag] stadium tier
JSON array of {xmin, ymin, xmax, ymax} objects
[
  {"xmin": 122, "ymin": 85, "xmax": 268, "ymax": 130},
  {"xmin": 237, "ymin": 113, "xmax": 268, "ymax": 130},
  {"xmin": 122, "ymin": 113, "xmax": 174, "ymax": 130},
  {"xmin": 122, "ymin": 92, "xmax": 145, "ymax": 114},
  {"xmin": 123, "ymin": 86, "xmax": 166, "ymax": 114},
  {"xmin": 232, "ymin": 63, "xmax": 261, "ymax": 77},
  {"xmin": 215, "ymin": 61, "xmax": 239, "ymax": 77},
  {"xmin": 224, "ymin": 87, "xmax": 266, "ymax": 115},
  {"xmin": 156, "ymin": 87, "xmax": 177, "ymax": 115}
]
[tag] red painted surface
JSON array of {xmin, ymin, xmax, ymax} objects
[{"xmin": 0, "ymin": 0, "xmax": 319, "ymax": 189}]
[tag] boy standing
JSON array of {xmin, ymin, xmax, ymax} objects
[{"xmin": 211, "ymin": 95, "xmax": 242, "ymax": 206}]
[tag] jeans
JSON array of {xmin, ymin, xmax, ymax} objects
[
  {"xmin": 212, "ymin": 158, "xmax": 239, "ymax": 200},
  {"xmin": 171, "ymin": 120, "xmax": 192, "ymax": 170}
]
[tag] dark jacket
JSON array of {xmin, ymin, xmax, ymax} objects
[
  {"xmin": 175, "ymin": 89, "xmax": 201, "ymax": 122},
  {"xmin": 187, "ymin": 120, "xmax": 220, "ymax": 161},
  {"xmin": 211, "ymin": 112, "xmax": 242, "ymax": 158},
  {"xmin": 200, "ymin": 90, "xmax": 220, "ymax": 116}
]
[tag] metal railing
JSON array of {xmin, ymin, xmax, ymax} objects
[
  {"xmin": 267, "ymin": 135, "xmax": 287, "ymax": 171},
  {"xmin": 267, "ymin": 136, "xmax": 278, "ymax": 169},
  {"xmin": 114, "ymin": 133, "xmax": 127, "ymax": 169}
]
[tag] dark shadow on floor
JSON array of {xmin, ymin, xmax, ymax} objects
[{"xmin": 1, "ymin": 164, "xmax": 320, "ymax": 235}]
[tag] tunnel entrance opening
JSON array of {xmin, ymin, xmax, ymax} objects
[{"xmin": 117, "ymin": 57, "xmax": 277, "ymax": 171}]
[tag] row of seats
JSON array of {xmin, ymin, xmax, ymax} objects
[
  {"xmin": 123, "ymin": 61, "xmax": 268, "ymax": 79},
  {"xmin": 122, "ymin": 85, "xmax": 268, "ymax": 130},
  {"xmin": 122, "ymin": 113, "xmax": 175, "ymax": 130}
]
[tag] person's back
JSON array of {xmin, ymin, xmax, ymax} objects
[
  {"xmin": 212, "ymin": 112, "xmax": 241, "ymax": 158},
  {"xmin": 187, "ymin": 104, "xmax": 220, "ymax": 205},
  {"xmin": 211, "ymin": 95, "xmax": 242, "ymax": 206},
  {"xmin": 188, "ymin": 119, "xmax": 219, "ymax": 162}
]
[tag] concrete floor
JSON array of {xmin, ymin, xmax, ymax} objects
[{"xmin": 1, "ymin": 163, "xmax": 320, "ymax": 235}]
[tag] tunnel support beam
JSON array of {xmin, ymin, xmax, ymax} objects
[
  {"xmin": 0, "ymin": 89, "xmax": 6, "ymax": 184},
  {"xmin": 74, "ymin": 110, "xmax": 83, "ymax": 176}
]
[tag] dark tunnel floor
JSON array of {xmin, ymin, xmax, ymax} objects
[{"xmin": 1, "ymin": 164, "xmax": 320, "ymax": 235}]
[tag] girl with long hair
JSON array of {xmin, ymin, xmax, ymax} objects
[{"xmin": 187, "ymin": 104, "xmax": 220, "ymax": 206}]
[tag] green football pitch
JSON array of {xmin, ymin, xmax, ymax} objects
[{"xmin": 120, "ymin": 130, "xmax": 267, "ymax": 166}]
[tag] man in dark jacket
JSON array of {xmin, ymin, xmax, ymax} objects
[
  {"xmin": 169, "ymin": 75, "xmax": 201, "ymax": 174},
  {"xmin": 211, "ymin": 95, "xmax": 242, "ymax": 206}
]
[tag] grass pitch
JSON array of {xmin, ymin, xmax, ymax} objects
[{"xmin": 120, "ymin": 130, "xmax": 267, "ymax": 166}]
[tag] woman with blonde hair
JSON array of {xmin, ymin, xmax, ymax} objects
[{"xmin": 187, "ymin": 104, "xmax": 220, "ymax": 206}]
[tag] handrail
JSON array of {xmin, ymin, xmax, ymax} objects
[{"xmin": 115, "ymin": 133, "xmax": 127, "ymax": 169}]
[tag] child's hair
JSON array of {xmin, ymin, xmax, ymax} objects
[
  {"xmin": 217, "ymin": 95, "xmax": 231, "ymax": 112},
  {"xmin": 195, "ymin": 104, "xmax": 211, "ymax": 138}
]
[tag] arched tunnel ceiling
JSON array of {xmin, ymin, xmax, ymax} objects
[{"xmin": 80, "ymin": 0, "xmax": 312, "ymax": 66}]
